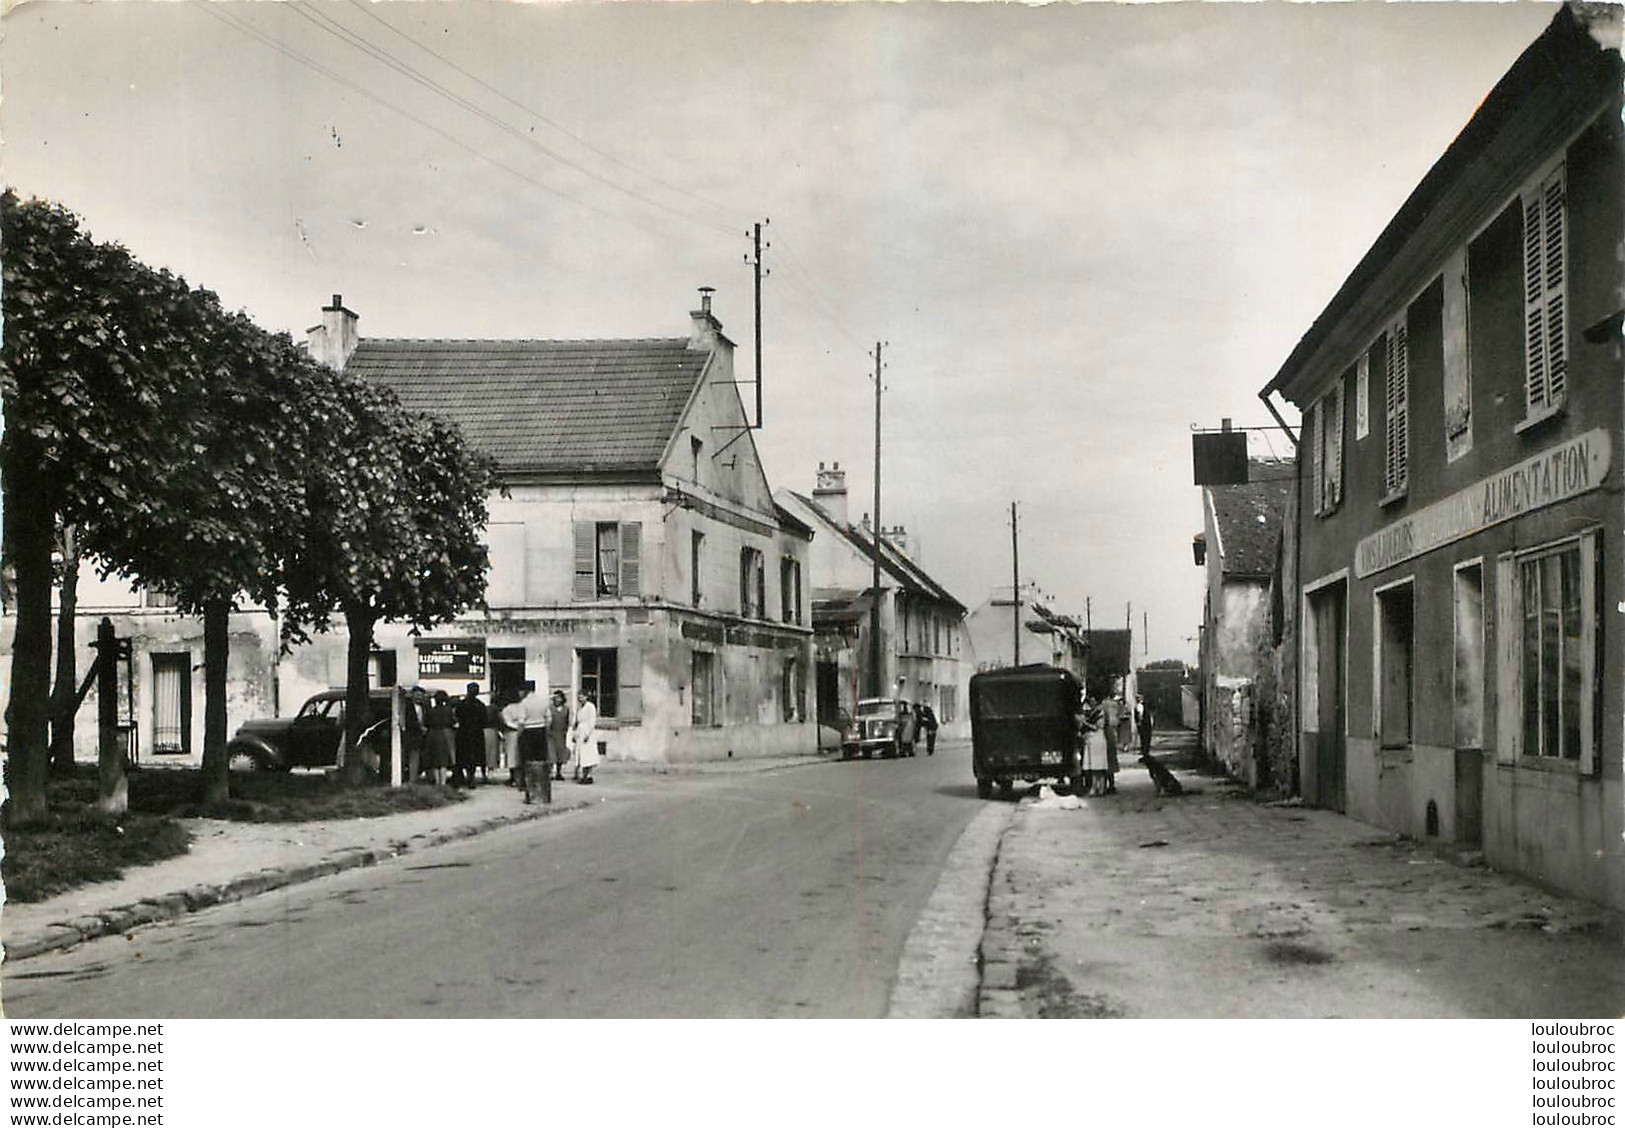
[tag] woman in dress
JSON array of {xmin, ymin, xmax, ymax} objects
[
  {"xmin": 572, "ymin": 691, "xmax": 600, "ymax": 785},
  {"xmin": 424, "ymin": 690, "xmax": 455, "ymax": 787},
  {"xmin": 1077, "ymin": 693, "xmax": 1108, "ymax": 796}
]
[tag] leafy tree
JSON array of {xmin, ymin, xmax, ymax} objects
[
  {"xmin": 1, "ymin": 192, "xmax": 215, "ymax": 821},
  {"xmin": 282, "ymin": 377, "xmax": 499, "ymax": 786}
]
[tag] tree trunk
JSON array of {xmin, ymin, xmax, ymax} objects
[
  {"xmin": 94, "ymin": 616, "xmax": 128, "ymax": 816},
  {"xmin": 49, "ymin": 524, "xmax": 80, "ymax": 779},
  {"xmin": 199, "ymin": 598, "xmax": 231, "ymax": 808},
  {"xmin": 340, "ymin": 603, "xmax": 376, "ymax": 788},
  {"xmin": 3, "ymin": 453, "xmax": 55, "ymax": 827}
]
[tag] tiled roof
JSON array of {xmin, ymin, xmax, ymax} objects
[
  {"xmin": 1207, "ymin": 459, "xmax": 1292, "ymax": 577},
  {"xmin": 346, "ymin": 338, "xmax": 708, "ymax": 474},
  {"xmin": 783, "ymin": 491, "xmax": 967, "ymax": 614}
]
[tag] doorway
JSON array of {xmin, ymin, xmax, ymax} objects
[{"xmin": 1307, "ymin": 582, "xmax": 1346, "ymax": 812}]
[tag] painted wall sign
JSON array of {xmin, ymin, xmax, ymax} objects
[
  {"xmin": 1354, "ymin": 428, "xmax": 1611, "ymax": 578},
  {"xmin": 416, "ymin": 639, "xmax": 488, "ymax": 679}
]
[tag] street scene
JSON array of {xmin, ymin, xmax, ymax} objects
[{"xmin": 2, "ymin": 0, "xmax": 1622, "ymax": 1041}]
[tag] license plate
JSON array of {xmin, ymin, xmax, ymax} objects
[{"xmin": 1040, "ymin": 750, "xmax": 1061, "ymax": 765}]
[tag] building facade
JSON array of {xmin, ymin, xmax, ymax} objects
[
  {"xmin": 777, "ymin": 464, "xmax": 970, "ymax": 737},
  {"xmin": 1263, "ymin": 5, "xmax": 1623, "ymax": 907},
  {"xmin": 963, "ymin": 583, "xmax": 1089, "ymax": 682}
]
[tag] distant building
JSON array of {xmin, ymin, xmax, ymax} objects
[
  {"xmin": 1262, "ymin": 4, "xmax": 1623, "ymax": 907},
  {"xmin": 964, "ymin": 583, "xmax": 1089, "ymax": 682},
  {"xmin": 777, "ymin": 465, "xmax": 969, "ymax": 736},
  {"xmin": 1196, "ymin": 458, "xmax": 1293, "ymax": 787}
]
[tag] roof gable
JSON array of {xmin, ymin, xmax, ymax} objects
[
  {"xmin": 346, "ymin": 337, "xmax": 709, "ymax": 475},
  {"xmin": 1205, "ymin": 459, "xmax": 1292, "ymax": 577}
]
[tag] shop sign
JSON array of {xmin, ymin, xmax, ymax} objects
[
  {"xmin": 1355, "ymin": 428, "xmax": 1611, "ymax": 578},
  {"xmin": 416, "ymin": 639, "xmax": 487, "ymax": 679}
]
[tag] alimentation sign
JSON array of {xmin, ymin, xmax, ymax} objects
[
  {"xmin": 1355, "ymin": 429, "xmax": 1611, "ymax": 578},
  {"xmin": 416, "ymin": 639, "xmax": 487, "ymax": 680}
]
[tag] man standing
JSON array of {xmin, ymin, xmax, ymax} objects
[
  {"xmin": 1136, "ymin": 699, "xmax": 1155, "ymax": 757},
  {"xmin": 916, "ymin": 701, "xmax": 939, "ymax": 756},
  {"xmin": 453, "ymin": 682, "xmax": 488, "ymax": 788},
  {"xmin": 517, "ymin": 681, "xmax": 551, "ymax": 804},
  {"xmin": 573, "ymin": 691, "xmax": 600, "ymax": 785}
]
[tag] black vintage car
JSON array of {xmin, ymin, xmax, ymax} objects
[
  {"xmin": 969, "ymin": 665, "xmax": 1082, "ymax": 798},
  {"xmin": 227, "ymin": 688, "xmax": 396, "ymax": 771}
]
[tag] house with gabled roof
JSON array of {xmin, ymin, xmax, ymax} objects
[
  {"xmin": 775, "ymin": 463, "xmax": 970, "ymax": 737},
  {"xmin": 963, "ymin": 582, "xmax": 1089, "ymax": 684},
  {"xmin": 1196, "ymin": 457, "xmax": 1294, "ymax": 787},
  {"xmin": 293, "ymin": 290, "xmax": 816, "ymax": 763}
]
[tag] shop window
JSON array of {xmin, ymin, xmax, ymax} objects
[
  {"xmin": 1514, "ymin": 540, "xmax": 1594, "ymax": 764},
  {"xmin": 1375, "ymin": 582, "xmax": 1413, "ymax": 748},
  {"xmin": 578, "ymin": 648, "xmax": 618, "ymax": 719},
  {"xmin": 489, "ymin": 647, "xmax": 527, "ymax": 703}
]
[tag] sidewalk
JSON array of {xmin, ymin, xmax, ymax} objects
[
  {"xmin": 977, "ymin": 730, "xmax": 1625, "ymax": 1018},
  {"xmin": 1, "ymin": 775, "xmax": 599, "ymax": 964}
]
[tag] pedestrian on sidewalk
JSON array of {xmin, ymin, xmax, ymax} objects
[
  {"xmin": 1101, "ymin": 690, "xmax": 1123, "ymax": 795},
  {"xmin": 517, "ymin": 681, "xmax": 551, "ymax": 801},
  {"xmin": 496, "ymin": 689, "xmax": 522, "ymax": 783},
  {"xmin": 546, "ymin": 690, "xmax": 571, "ymax": 783},
  {"xmin": 424, "ymin": 690, "xmax": 455, "ymax": 787},
  {"xmin": 483, "ymin": 690, "xmax": 503, "ymax": 782},
  {"xmin": 915, "ymin": 702, "xmax": 939, "ymax": 755},
  {"xmin": 1136, "ymin": 699, "xmax": 1155, "ymax": 757},
  {"xmin": 454, "ymin": 682, "xmax": 488, "ymax": 787},
  {"xmin": 573, "ymin": 690, "xmax": 600, "ymax": 785},
  {"xmin": 398, "ymin": 686, "xmax": 426, "ymax": 784},
  {"xmin": 1077, "ymin": 693, "xmax": 1108, "ymax": 796}
]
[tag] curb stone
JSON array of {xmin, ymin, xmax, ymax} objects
[{"xmin": 3, "ymin": 795, "xmax": 591, "ymax": 965}]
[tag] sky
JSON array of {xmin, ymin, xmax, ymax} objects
[{"xmin": 0, "ymin": 0, "xmax": 1560, "ymax": 662}]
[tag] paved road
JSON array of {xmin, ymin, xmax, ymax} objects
[{"xmin": 4, "ymin": 743, "xmax": 983, "ymax": 1018}]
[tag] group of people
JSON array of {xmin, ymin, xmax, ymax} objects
[
  {"xmin": 1075, "ymin": 688, "xmax": 1154, "ymax": 797},
  {"xmin": 398, "ymin": 682, "xmax": 599, "ymax": 803}
]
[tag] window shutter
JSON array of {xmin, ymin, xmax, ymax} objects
[
  {"xmin": 1494, "ymin": 553, "xmax": 1521, "ymax": 765},
  {"xmin": 572, "ymin": 522, "xmax": 595, "ymax": 601},
  {"xmin": 1443, "ymin": 248, "xmax": 1472, "ymax": 451},
  {"xmin": 1543, "ymin": 171, "xmax": 1568, "ymax": 405},
  {"xmin": 1384, "ymin": 320, "xmax": 1409, "ymax": 496},
  {"xmin": 755, "ymin": 555, "xmax": 766, "ymax": 622},
  {"xmin": 1355, "ymin": 353, "xmax": 1370, "ymax": 441},
  {"xmin": 739, "ymin": 548, "xmax": 750, "ymax": 615},
  {"xmin": 1310, "ymin": 399, "xmax": 1324, "ymax": 516},
  {"xmin": 1579, "ymin": 530, "xmax": 1598, "ymax": 776},
  {"xmin": 618, "ymin": 644, "xmax": 642, "ymax": 721},
  {"xmin": 619, "ymin": 522, "xmax": 641, "ymax": 599}
]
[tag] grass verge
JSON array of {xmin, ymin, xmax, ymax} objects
[{"xmin": 2, "ymin": 812, "xmax": 192, "ymax": 904}]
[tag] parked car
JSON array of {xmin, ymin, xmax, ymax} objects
[
  {"xmin": 968, "ymin": 665, "xmax": 1082, "ymax": 798},
  {"xmin": 228, "ymin": 688, "xmax": 396, "ymax": 772},
  {"xmin": 849, "ymin": 697, "xmax": 918, "ymax": 759}
]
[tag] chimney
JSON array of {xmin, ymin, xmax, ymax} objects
[
  {"xmin": 813, "ymin": 460, "xmax": 849, "ymax": 526},
  {"xmin": 883, "ymin": 524, "xmax": 913, "ymax": 561},
  {"xmin": 688, "ymin": 285, "xmax": 723, "ymax": 350},
  {"xmin": 306, "ymin": 294, "xmax": 360, "ymax": 371}
]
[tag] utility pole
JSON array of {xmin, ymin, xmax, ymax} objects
[
  {"xmin": 1011, "ymin": 503, "xmax": 1021, "ymax": 667},
  {"xmin": 1144, "ymin": 610, "xmax": 1149, "ymax": 656},
  {"xmin": 744, "ymin": 219, "xmax": 769, "ymax": 429},
  {"xmin": 870, "ymin": 342, "xmax": 884, "ymax": 698}
]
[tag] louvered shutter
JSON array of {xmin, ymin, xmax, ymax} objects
[
  {"xmin": 572, "ymin": 522, "xmax": 595, "ymax": 601},
  {"xmin": 1494, "ymin": 553, "xmax": 1521, "ymax": 764},
  {"xmin": 1523, "ymin": 167, "xmax": 1567, "ymax": 414},
  {"xmin": 618, "ymin": 644, "xmax": 642, "ymax": 721},
  {"xmin": 1355, "ymin": 353, "xmax": 1370, "ymax": 440},
  {"xmin": 1310, "ymin": 399, "xmax": 1324, "ymax": 516},
  {"xmin": 619, "ymin": 522, "xmax": 641, "ymax": 599},
  {"xmin": 1384, "ymin": 320, "xmax": 1409, "ymax": 496}
]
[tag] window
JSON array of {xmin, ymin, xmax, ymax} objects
[
  {"xmin": 572, "ymin": 521, "xmax": 641, "ymax": 601},
  {"xmin": 781, "ymin": 656, "xmax": 802, "ymax": 722},
  {"xmin": 1453, "ymin": 564, "xmax": 1484, "ymax": 749},
  {"xmin": 692, "ymin": 651, "xmax": 717, "ymax": 726},
  {"xmin": 1509, "ymin": 540, "xmax": 1596, "ymax": 766},
  {"xmin": 1522, "ymin": 163, "xmax": 1567, "ymax": 421},
  {"xmin": 691, "ymin": 435, "xmax": 703, "ymax": 480},
  {"xmin": 691, "ymin": 531, "xmax": 704, "ymax": 607},
  {"xmin": 940, "ymin": 684, "xmax": 957, "ymax": 725},
  {"xmin": 144, "ymin": 589, "xmax": 177, "ymax": 610},
  {"xmin": 368, "ymin": 649, "xmax": 398, "ymax": 689},
  {"xmin": 578, "ymin": 648, "xmax": 618, "ymax": 719},
  {"xmin": 1443, "ymin": 248, "xmax": 1472, "ymax": 460},
  {"xmin": 780, "ymin": 556, "xmax": 802, "ymax": 625},
  {"xmin": 151, "ymin": 653, "xmax": 191, "ymax": 755},
  {"xmin": 739, "ymin": 546, "xmax": 765, "ymax": 618},
  {"xmin": 1313, "ymin": 378, "xmax": 1344, "ymax": 516},
  {"xmin": 1375, "ymin": 582, "xmax": 1413, "ymax": 748},
  {"xmin": 489, "ymin": 647, "xmax": 527, "ymax": 702},
  {"xmin": 1382, "ymin": 316, "xmax": 1409, "ymax": 500}
]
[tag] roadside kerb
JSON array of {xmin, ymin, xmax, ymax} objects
[
  {"xmin": 2, "ymin": 795, "xmax": 591, "ymax": 963},
  {"xmin": 887, "ymin": 800, "xmax": 1017, "ymax": 1018}
]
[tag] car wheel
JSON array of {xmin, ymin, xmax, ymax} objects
[
  {"xmin": 228, "ymin": 748, "xmax": 264, "ymax": 773},
  {"xmin": 998, "ymin": 779, "xmax": 1014, "ymax": 798},
  {"xmin": 976, "ymin": 777, "xmax": 992, "ymax": 800}
]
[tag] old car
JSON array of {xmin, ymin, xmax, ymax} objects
[
  {"xmin": 848, "ymin": 697, "xmax": 918, "ymax": 759},
  {"xmin": 227, "ymin": 688, "xmax": 396, "ymax": 772},
  {"xmin": 969, "ymin": 665, "xmax": 1082, "ymax": 798}
]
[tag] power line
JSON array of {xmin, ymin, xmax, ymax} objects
[{"xmin": 343, "ymin": 0, "xmax": 746, "ymax": 233}]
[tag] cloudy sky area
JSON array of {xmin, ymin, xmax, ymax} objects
[{"xmin": 1, "ymin": 0, "xmax": 1557, "ymax": 661}]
